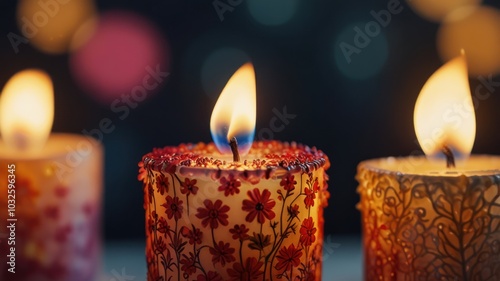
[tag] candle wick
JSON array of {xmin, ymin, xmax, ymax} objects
[
  {"xmin": 229, "ymin": 137, "xmax": 240, "ymax": 162},
  {"xmin": 442, "ymin": 145, "xmax": 455, "ymax": 168}
]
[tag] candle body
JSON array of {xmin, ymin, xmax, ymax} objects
[
  {"xmin": 357, "ymin": 156, "xmax": 500, "ymax": 281},
  {"xmin": 0, "ymin": 134, "xmax": 103, "ymax": 281},
  {"xmin": 139, "ymin": 141, "xmax": 329, "ymax": 281}
]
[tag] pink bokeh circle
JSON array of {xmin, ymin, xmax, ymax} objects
[{"xmin": 70, "ymin": 11, "xmax": 170, "ymax": 104}]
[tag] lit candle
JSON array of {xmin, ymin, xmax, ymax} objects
[
  {"xmin": 139, "ymin": 63, "xmax": 330, "ymax": 281},
  {"xmin": 0, "ymin": 70, "xmax": 103, "ymax": 281},
  {"xmin": 357, "ymin": 53, "xmax": 500, "ymax": 280}
]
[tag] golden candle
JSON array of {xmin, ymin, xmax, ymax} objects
[
  {"xmin": 0, "ymin": 70, "xmax": 103, "ymax": 281},
  {"xmin": 357, "ymin": 53, "xmax": 500, "ymax": 280},
  {"xmin": 138, "ymin": 64, "xmax": 330, "ymax": 281},
  {"xmin": 357, "ymin": 156, "xmax": 500, "ymax": 280}
]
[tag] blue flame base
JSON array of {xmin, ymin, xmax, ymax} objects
[{"xmin": 211, "ymin": 128, "xmax": 254, "ymax": 156}]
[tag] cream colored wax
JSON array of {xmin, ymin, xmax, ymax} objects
[{"xmin": 0, "ymin": 134, "xmax": 103, "ymax": 281}]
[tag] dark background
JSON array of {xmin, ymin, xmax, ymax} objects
[{"xmin": 0, "ymin": 0, "xmax": 499, "ymax": 241}]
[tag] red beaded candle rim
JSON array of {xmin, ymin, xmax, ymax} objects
[{"xmin": 140, "ymin": 141, "xmax": 329, "ymax": 182}]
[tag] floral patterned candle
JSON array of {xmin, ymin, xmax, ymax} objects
[
  {"xmin": 357, "ymin": 53, "xmax": 500, "ymax": 280},
  {"xmin": 0, "ymin": 70, "xmax": 103, "ymax": 281},
  {"xmin": 138, "ymin": 63, "xmax": 330, "ymax": 280},
  {"xmin": 139, "ymin": 141, "xmax": 329, "ymax": 281}
]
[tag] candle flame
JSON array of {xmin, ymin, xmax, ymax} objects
[
  {"xmin": 210, "ymin": 63, "xmax": 256, "ymax": 155},
  {"xmin": 414, "ymin": 52, "xmax": 475, "ymax": 159},
  {"xmin": 0, "ymin": 69, "xmax": 54, "ymax": 152}
]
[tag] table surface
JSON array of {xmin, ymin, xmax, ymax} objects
[{"xmin": 101, "ymin": 235, "xmax": 362, "ymax": 281}]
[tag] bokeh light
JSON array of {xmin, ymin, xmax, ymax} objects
[
  {"xmin": 17, "ymin": 0, "xmax": 97, "ymax": 54},
  {"xmin": 69, "ymin": 16, "xmax": 99, "ymax": 52},
  {"xmin": 201, "ymin": 48, "xmax": 250, "ymax": 101},
  {"xmin": 246, "ymin": 0, "xmax": 299, "ymax": 26},
  {"xmin": 334, "ymin": 23, "xmax": 388, "ymax": 80},
  {"xmin": 70, "ymin": 11, "xmax": 170, "ymax": 104},
  {"xmin": 407, "ymin": 0, "xmax": 481, "ymax": 22},
  {"xmin": 437, "ymin": 6, "xmax": 500, "ymax": 75}
]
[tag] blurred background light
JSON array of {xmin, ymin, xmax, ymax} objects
[
  {"xmin": 246, "ymin": 0, "xmax": 299, "ymax": 26},
  {"xmin": 437, "ymin": 6, "xmax": 500, "ymax": 75},
  {"xmin": 69, "ymin": 16, "xmax": 99, "ymax": 52},
  {"xmin": 17, "ymin": 0, "xmax": 97, "ymax": 54},
  {"xmin": 201, "ymin": 47, "xmax": 250, "ymax": 101},
  {"xmin": 407, "ymin": 0, "xmax": 482, "ymax": 22},
  {"xmin": 334, "ymin": 23, "xmax": 388, "ymax": 80},
  {"xmin": 70, "ymin": 11, "xmax": 170, "ymax": 104}
]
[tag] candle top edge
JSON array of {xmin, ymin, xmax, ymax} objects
[
  {"xmin": 358, "ymin": 155, "xmax": 500, "ymax": 177},
  {"xmin": 139, "ymin": 141, "xmax": 329, "ymax": 178},
  {"xmin": 0, "ymin": 133, "xmax": 102, "ymax": 161}
]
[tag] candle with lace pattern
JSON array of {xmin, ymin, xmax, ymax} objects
[
  {"xmin": 357, "ymin": 53, "xmax": 500, "ymax": 281},
  {"xmin": 0, "ymin": 70, "xmax": 103, "ymax": 281},
  {"xmin": 138, "ymin": 63, "xmax": 330, "ymax": 281}
]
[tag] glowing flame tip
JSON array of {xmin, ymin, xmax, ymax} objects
[
  {"xmin": 414, "ymin": 53, "xmax": 475, "ymax": 160},
  {"xmin": 0, "ymin": 69, "xmax": 54, "ymax": 151},
  {"xmin": 210, "ymin": 63, "xmax": 256, "ymax": 156}
]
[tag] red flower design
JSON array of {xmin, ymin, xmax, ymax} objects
[
  {"xmin": 142, "ymin": 183, "xmax": 150, "ymax": 210},
  {"xmin": 82, "ymin": 202, "xmax": 94, "ymax": 217},
  {"xmin": 54, "ymin": 186, "xmax": 69, "ymax": 198},
  {"xmin": 280, "ymin": 173, "xmax": 297, "ymax": 191},
  {"xmin": 54, "ymin": 224, "xmax": 72, "ymax": 243},
  {"xmin": 227, "ymin": 257, "xmax": 264, "ymax": 281},
  {"xmin": 181, "ymin": 178, "xmax": 199, "ymax": 196},
  {"xmin": 196, "ymin": 199, "xmax": 230, "ymax": 229},
  {"xmin": 137, "ymin": 161, "xmax": 147, "ymax": 181},
  {"xmin": 15, "ymin": 177, "xmax": 38, "ymax": 199},
  {"xmin": 287, "ymin": 204, "xmax": 300, "ymax": 220},
  {"xmin": 248, "ymin": 232, "xmax": 271, "ymax": 251},
  {"xmin": 196, "ymin": 271, "xmax": 223, "ymax": 281},
  {"xmin": 155, "ymin": 237, "xmax": 167, "ymax": 254},
  {"xmin": 304, "ymin": 187, "xmax": 316, "ymax": 208},
  {"xmin": 218, "ymin": 174, "xmax": 241, "ymax": 196},
  {"xmin": 157, "ymin": 216, "xmax": 169, "ymax": 234},
  {"xmin": 181, "ymin": 226, "xmax": 203, "ymax": 245},
  {"xmin": 209, "ymin": 241, "xmax": 236, "ymax": 267},
  {"xmin": 156, "ymin": 174, "xmax": 169, "ymax": 195},
  {"xmin": 171, "ymin": 235, "xmax": 187, "ymax": 253},
  {"xmin": 312, "ymin": 179, "xmax": 320, "ymax": 192},
  {"xmin": 229, "ymin": 224, "xmax": 250, "ymax": 240},
  {"xmin": 180, "ymin": 252, "xmax": 197, "ymax": 275},
  {"xmin": 242, "ymin": 188, "xmax": 276, "ymax": 224},
  {"xmin": 147, "ymin": 183, "xmax": 154, "ymax": 203},
  {"xmin": 275, "ymin": 244, "xmax": 303, "ymax": 272},
  {"xmin": 162, "ymin": 195, "xmax": 183, "ymax": 220},
  {"xmin": 147, "ymin": 217, "xmax": 156, "ymax": 233},
  {"xmin": 304, "ymin": 268, "xmax": 316, "ymax": 281},
  {"xmin": 44, "ymin": 205, "xmax": 59, "ymax": 220},
  {"xmin": 300, "ymin": 217, "xmax": 317, "ymax": 246}
]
